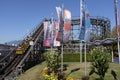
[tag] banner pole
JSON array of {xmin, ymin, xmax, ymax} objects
[
  {"xmin": 80, "ymin": 0, "xmax": 83, "ymax": 63},
  {"xmin": 80, "ymin": 42, "xmax": 82, "ymax": 63},
  {"xmin": 61, "ymin": 4, "xmax": 64, "ymax": 72},
  {"xmin": 84, "ymin": 41, "xmax": 86, "ymax": 76},
  {"xmin": 114, "ymin": 0, "xmax": 120, "ymax": 64},
  {"xmin": 51, "ymin": 13, "xmax": 53, "ymax": 53}
]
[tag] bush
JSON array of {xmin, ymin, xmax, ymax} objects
[
  {"xmin": 89, "ymin": 47, "xmax": 110, "ymax": 80},
  {"xmin": 44, "ymin": 51, "xmax": 60, "ymax": 72}
]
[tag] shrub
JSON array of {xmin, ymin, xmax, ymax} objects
[
  {"xmin": 44, "ymin": 51, "xmax": 60, "ymax": 72},
  {"xmin": 89, "ymin": 47, "xmax": 110, "ymax": 80}
]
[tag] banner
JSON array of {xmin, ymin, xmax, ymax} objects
[
  {"xmin": 79, "ymin": 0, "xmax": 91, "ymax": 42},
  {"xmin": 79, "ymin": 12, "xmax": 86, "ymax": 41},
  {"xmin": 43, "ymin": 21, "xmax": 51, "ymax": 47},
  {"xmin": 56, "ymin": 7, "xmax": 63, "ymax": 42},
  {"xmin": 79, "ymin": 27, "xmax": 85, "ymax": 41},
  {"xmin": 43, "ymin": 20, "xmax": 60, "ymax": 47},
  {"xmin": 50, "ymin": 19, "xmax": 55, "ymax": 46},
  {"xmin": 84, "ymin": 18, "xmax": 91, "ymax": 42},
  {"xmin": 63, "ymin": 9, "xmax": 71, "ymax": 43},
  {"xmin": 43, "ymin": 40, "xmax": 50, "ymax": 47},
  {"xmin": 53, "ymin": 21, "xmax": 60, "ymax": 46}
]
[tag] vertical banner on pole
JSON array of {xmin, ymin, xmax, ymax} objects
[
  {"xmin": 56, "ymin": 7, "xmax": 63, "ymax": 42},
  {"xmin": 43, "ymin": 21, "xmax": 51, "ymax": 47},
  {"xmin": 56, "ymin": 6, "xmax": 71, "ymax": 72},
  {"xmin": 79, "ymin": 0, "xmax": 90, "ymax": 76},
  {"xmin": 63, "ymin": 9, "xmax": 71, "ymax": 43},
  {"xmin": 56, "ymin": 6, "xmax": 63, "ymax": 72},
  {"xmin": 54, "ymin": 21, "xmax": 60, "ymax": 46},
  {"xmin": 84, "ymin": 17, "xmax": 91, "ymax": 42},
  {"xmin": 43, "ymin": 21, "xmax": 60, "ymax": 47},
  {"xmin": 79, "ymin": 0, "xmax": 91, "ymax": 42},
  {"xmin": 79, "ymin": 0, "xmax": 86, "ymax": 41},
  {"xmin": 51, "ymin": 18, "xmax": 54, "ymax": 47}
]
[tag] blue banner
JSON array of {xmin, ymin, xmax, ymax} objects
[
  {"xmin": 79, "ymin": 27, "xmax": 85, "ymax": 41},
  {"xmin": 84, "ymin": 18, "xmax": 91, "ymax": 42}
]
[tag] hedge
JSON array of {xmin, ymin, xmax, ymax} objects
[{"xmin": 63, "ymin": 53, "xmax": 92, "ymax": 62}]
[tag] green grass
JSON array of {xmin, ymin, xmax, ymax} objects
[
  {"xmin": 63, "ymin": 53, "xmax": 92, "ymax": 62},
  {"xmin": 64, "ymin": 62, "xmax": 120, "ymax": 80},
  {"xmin": 17, "ymin": 62, "xmax": 47, "ymax": 80},
  {"xmin": 17, "ymin": 62, "xmax": 120, "ymax": 80}
]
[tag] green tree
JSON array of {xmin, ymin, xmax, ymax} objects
[
  {"xmin": 44, "ymin": 51, "xmax": 60, "ymax": 72},
  {"xmin": 110, "ymin": 25, "xmax": 120, "ymax": 38},
  {"xmin": 111, "ymin": 26, "xmax": 116, "ymax": 38},
  {"xmin": 89, "ymin": 47, "xmax": 110, "ymax": 80}
]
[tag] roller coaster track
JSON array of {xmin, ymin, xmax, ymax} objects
[
  {"xmin": 0, "ymin": 55, "xmax": 24, "ymax": 80},
  {"xmin": 0, "ymin": 19, "xmax": 47, "ymax": 80}
]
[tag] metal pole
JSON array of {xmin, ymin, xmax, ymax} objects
[
  {"xmin": 111, "ymin": 45, "xmax": 114, "ymax": 62},
  {"xmin": 80, "ymin": 0, "xmax": 83, "ymax": 63},
  {"xmin": 61, "ymin": 43, "xmax": 63, "ymax": 72},
  {"xmin": 61, "ymin": 4, "xmax": 64, "ymax": 72},
  {"xmin": 82, "ymin": 0, "xmax": 87, "ymax": 76},
  {"xmin": 114, "ymin": 0, "xmax": 120, "ymax": 64},
  {"xmin": 51, "ymin": 13, "xmax": 54, "ymax": 53},
  {"xmin": 50, "ymin": 41, "xmax": 52, "ymax": 53},
  {"xmin": 80, "ymin": 42, "xmax": 82, "ymax": 63},
  {"xmin": 84, "ymin": 41, "xmax": 86, "ymax": 76}
]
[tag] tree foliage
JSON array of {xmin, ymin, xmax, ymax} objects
[
  {"xmin": 110, "ymin": 25, "xmax": 120, "ymax": 38},
  {"xmin": 89, "ymin": 47, "xmax": 110, "ymax": 80},
  {"xmin": 111, "ymin": 26, "xmax": 116, "ymax": 38},
  {"xmin": 44, "ymin": 51, "xmax": 60, "ymax": 72}
]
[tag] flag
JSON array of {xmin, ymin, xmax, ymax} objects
[
  {"xmin": 79, "ymin": 0, "xmax": 91, "ymax": 42},
  {"xmin": 56, "ymin": 7, "xmax": 63, "ymax": 42},
  {"xmin": 56, "ymin": 7, "xmax": 71, "ymax": 43},
  {"xmin": 84, "ymin": 9, "xmax": 91, "ymax": 42},
  {"xmin": 84, "ymin": 18, "xmax": 91, "ymax": 42},
  {"xmin": 63, "ymin": 9, "xmax": 71, "ymax": 43},
  {"xmin": 43, "ymin": 21, "xmax": 51, "ymax": 47},
  {"xmin": 50, "ymin": 18, "xmax": 55, "ymax": 46},
  {"xmin": 53, "ymin": 21, "xmax": 60, "ymax": 46},
  {"xmin": 79, "ymin": 0, "xmax": 86, "ymax": 41}
]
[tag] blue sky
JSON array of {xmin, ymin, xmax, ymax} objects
[{"xmin": 0, "ymin": 0, "xmax": 120, "ymax": 43}]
